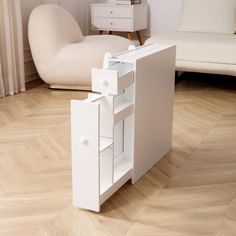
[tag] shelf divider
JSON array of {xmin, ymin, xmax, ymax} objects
[
  {"xmin": 114, "ymin": 101, "xmax": 133, "ymax": 124},
  {"xmin": 100, "ymin": 137, "xmax": 113, "ymax": 152}
]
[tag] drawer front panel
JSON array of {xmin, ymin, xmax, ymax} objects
[
  {"xmin": 93, "ymin": 6, "xmax": 132, "ymax": 18},
  {"xmin": 92, "ymin": 18, "xmax": 132, "ymax": 31},
  {"xmin": 92, "ymin": 69, "xmax": 118, "ymax": 95},
  {"xmin": 92, "ymin": 69, "xmax": 133, "ymax": 95}
]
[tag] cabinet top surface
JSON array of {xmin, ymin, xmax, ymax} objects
[
  {"xmin": 110, "ymin": 44, "xmax": 175, "ymax": 63},
  {"xmin": 91, "ymin": 3, "xmax": 147, "ymax": 7}
]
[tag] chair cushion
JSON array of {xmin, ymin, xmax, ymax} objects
[
  {"xmin": 178, "ymin": 0, "xmax": 236, "ymax": 34},
  {"xmin": 145, "ymin": 32, "xmax": 236, "ymax": 64},
  {"xmin": 38, "ymin": 35, "xmax": 132, "ymax": 86}
]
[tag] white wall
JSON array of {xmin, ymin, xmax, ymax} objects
[
  {"xmin": 148, "ymin": 0, "xmax": 183, "ymax": 35},
  {"xmin": 20, "ymin": 0, "xmax": 92, "ymax": 82}
]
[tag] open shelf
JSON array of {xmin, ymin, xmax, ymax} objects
[
  {"xmin": 100, "ymin": 182, "xmax": 112, "ymax": 195},
  {"xmin": 114, "ymin": 101, "xmax": 133, "ymax": 124},
  {"xmin": 100, "ymin": 137, "xmax": 113, "ymax": 152},
  {"xmin": 114, "ymin": 153, "xmax": 132, "ymax": 182},
  {"xmin": 108, "ymin": 62, "xmax": 133, "ymax": 78},
  {"xmin": 100, "ymin": 153, "xmax": 132, "ymax": 204}
]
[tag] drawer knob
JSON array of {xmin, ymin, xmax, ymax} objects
[
  {"xmin": 101, "ymin": 79, "xmax": 108, "ymax": 86},
  {"xmin": 110, "ymin": 11, "xmax": 113, "ymax": 14},
  {"xmin": 110, "ymin": 22, "xmax": 113, "ymax": 25},
  {"xmin": 80, "ymin": 137, "xmax": 88, "ymax": 145}
]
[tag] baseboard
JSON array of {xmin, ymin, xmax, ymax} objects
[
  {"xmin": 26, "ymin": 78, "xmax": 45, "ymax": 90},
  {"xmin": 49, "ymin": 84, "xmax": 92, "ymax": 91}
]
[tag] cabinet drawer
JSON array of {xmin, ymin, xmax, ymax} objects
[
  {"xmin": 92, "ymin": 6, "xmax": 132, "ymax": 18},
  {"xmin": 92, "ymin": 67, "xmax": 134, "ymax": 95},
  {"xmin": 92, "ymin": 18, "xmax": 132, "ymax": 31}
]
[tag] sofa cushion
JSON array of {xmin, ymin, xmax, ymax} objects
[
  {"xmin": 145, "ymin": 32, "xmax": 236, "ymax": 64},
  {"xmin": 178, "ymin": 0, "xmax": 236, "ymax": 34}
]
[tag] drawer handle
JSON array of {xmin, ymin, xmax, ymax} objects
[
  {"xmin": 110, "ymin": 11, "xmax": 113, "ymax": 14},
  {"xmin": 110, "ymin": 22, "xmax": 113, "ymax": 26},
  {"xmin": 101, "ymin": 79, "xmax": 108, "ymax": 86},
  {"xmin": 80, "ymin": 137, "xmax": 88, "ymax": 145}
]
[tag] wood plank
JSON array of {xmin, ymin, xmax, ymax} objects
[{"xmin": 0, "ymin": 74, "xmax": 236, "ymax": 235}]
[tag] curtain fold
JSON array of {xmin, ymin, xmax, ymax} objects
[{"xmin": 0, "ymin": 0, "xmax": 25, "ymax": 98}]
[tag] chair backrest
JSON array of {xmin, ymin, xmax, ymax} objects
[{"xmin": 28, "ymin": 4, "xmax": 84, "ymax": 65}]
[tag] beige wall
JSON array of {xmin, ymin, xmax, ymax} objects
[{"xmin": 20, "ymin": 0, "xmax": 92, "ymax": 82}]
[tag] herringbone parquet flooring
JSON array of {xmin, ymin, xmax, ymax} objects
[{"xmin": 0, "ymin": 73, "xmax": 236, "ymax": 236}]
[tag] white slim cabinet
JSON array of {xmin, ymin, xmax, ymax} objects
[{"xmin": 71, "ymin": 44, "xmax": 176, "ymax": 212}]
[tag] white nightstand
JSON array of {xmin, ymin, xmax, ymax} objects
[{"xmin": 91, "ymin": 3, "xmax": 148, "ymax": 45}]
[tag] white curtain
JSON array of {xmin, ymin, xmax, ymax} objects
[{"xmin": 0, "ymin": 0, "xmax": 25, "ymax": 98}]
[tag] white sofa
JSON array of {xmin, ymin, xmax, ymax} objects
[
  {"xmin": 146, "ymin": 0, "xmax": 236, "ymax": 77},
  {"xmin": 28, "ymin": 5, "xmax": 132, "ymax": 90}
]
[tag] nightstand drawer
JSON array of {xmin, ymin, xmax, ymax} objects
[
  {"xmin": 92, "ymin": 18, "xmax": 132, "ymax": 31},
  {"xmin": 92, "ymin": 6, "xmax": 132, "ymax": 18}
]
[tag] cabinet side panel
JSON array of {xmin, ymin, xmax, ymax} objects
[
  {"xmin": 132, "ymin": 46, "xmax": 176, "ymax": 183},
  {"xmin": 71, "ymin": 100, "xmax": 100, "ymax": 212}
]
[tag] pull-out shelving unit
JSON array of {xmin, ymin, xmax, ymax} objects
[{"xmin": 71, "ymin": 44, "xmax": 176, "ymax": 212}]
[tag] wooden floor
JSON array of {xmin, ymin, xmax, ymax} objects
[{"xmin": 0, "ymin": 73, "xmax": 236, "ymax": 236}]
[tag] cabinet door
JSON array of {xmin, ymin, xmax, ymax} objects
[
  {"xmin": 71, "ymin": 100, "xmax": 100, "ymax": 212},
  {"xmin": 132, "ymin": 46, "xmax": 176, "ymax": 183}
]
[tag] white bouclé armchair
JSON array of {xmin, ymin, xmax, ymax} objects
[{"xmin": 28, "ymin": 4, "xmax": 132, "ymax": 90}]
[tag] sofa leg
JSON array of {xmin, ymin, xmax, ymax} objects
[{"xmin": 175, "ymin": 71, "xmax": 185, "ymax": 84}]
